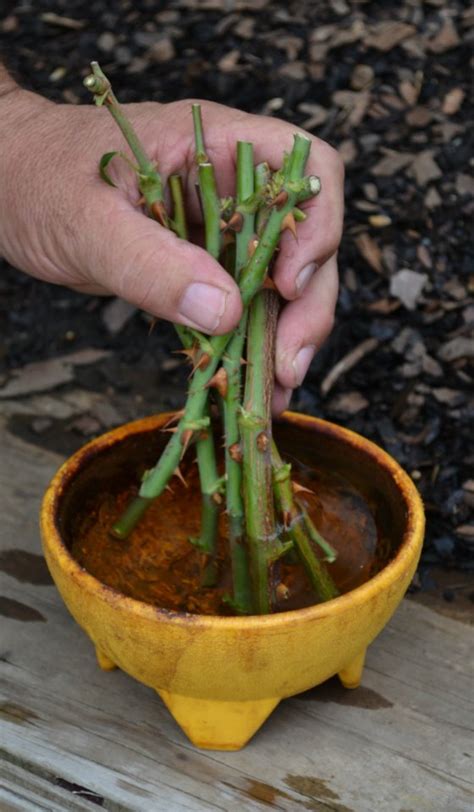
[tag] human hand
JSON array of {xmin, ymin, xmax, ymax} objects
[{"xmin": 0, "ymin": 85, "xmax": 343, "ymax": 412}]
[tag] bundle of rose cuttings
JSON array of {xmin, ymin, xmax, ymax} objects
[{"xmin": 83, "ymin": 61, "xmax": 338, "ymax": 615}]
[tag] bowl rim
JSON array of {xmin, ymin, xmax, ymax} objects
[{"xmin": 40, "ymin": 410, "xmax": 425, "ymax": 630}]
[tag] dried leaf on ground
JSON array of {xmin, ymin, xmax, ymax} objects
[
  {"xmin": 442, "ymin": 87, "xmax": 465, "ymax": 115},
  {"xmin": 327, "ymin": 391, "xmax": 369, "ymax": 415},
  {"xmin": 428, "ymin": 18, "xmax": 460, "ymax": 53},
  {"xmin": 278, "ymin": 61, "xmax": 307, "ymax": 81},
  {"xmin": 148, "ymin": 38, "xmax": 176, "ymax": 63},
  {"xmin": 369, "ymin": 214, "xmax": 392, "ymax": 228},
  {"xmin": 333, "ymin": 90, "xmax": 370, "ymax": 127},
  {"xmin": 365, "ymin": 21, "xmax": 416, "ymax": 51},
  {"xmin": 298, "ymin": 102, "xmax": 329, "ymax": 129},
  {"xmin": 422, "ymin": 355, "xmax": 443, "ymax": 377},
  {"xmin": 371, "ymin": 151, "xmax": 415, "ymax": 176},
  {"xmin": 456, "ymin": 174, "xmax": 474, "ymax": 196},
  {"xmin": 438, "ymin": 337, "xmax": 474, "ymax": 362},
  {"xmin": 425, "ymin": 187, "xmax": 442, "ymax": 209},
  {"xmin": 406, "ymin": 107, "xmax": 433, "ymax": 128},
  {"xmin": 0, "ymin": 350, "xmax": 110, "ymax": 399},
  {"xmin": 102, "ymin": 298, "xmax": 137, "ymax": 335},
  {"xmin": 354, "ymin": 232, "xmax": 383, "ymax": 273},
  {"xmin": 431, "ymin": 388, "xmax": 466, "ymax": 406},
  {"xmin": 417, "ymin": 245, "xmax": 433, "ymax": 269},
  {"xmin": 409, "ymin": 151, "xmax": 442, "ymax": 186},
  {"xmin": 390, "ymin": 270, "xmax": 428, "ymax": 310},
  {"xmin": 351, "ymin": 64, "xmax": 374, "ymax": 90},
  {"xmin": 399, "ymin": 79, "xmax": 420, "ymax": 106},
  {"xmin": 338, "ymin": 139, "xmax": 358, "ymax": 165}
]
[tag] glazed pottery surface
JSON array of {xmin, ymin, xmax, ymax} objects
[{"xmin": 40, "ymin": 412, "xmax": 424, "ymax": 750}]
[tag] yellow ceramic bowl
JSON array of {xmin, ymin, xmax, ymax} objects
[{"xmin": 40, "ymin": 412, "xmax": 424, "ymax": 750}]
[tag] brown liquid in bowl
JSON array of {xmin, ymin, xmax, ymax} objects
[{"xmin": 67, "ymin": 422, "xmax": 395, "ymax": 615}]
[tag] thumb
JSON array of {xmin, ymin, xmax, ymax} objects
[{"xmin": 84, "ymin": 206, "xmax": 242, "ymax": 334}]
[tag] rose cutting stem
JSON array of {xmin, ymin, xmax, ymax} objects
[
  {"xmin": 186, "ymin": 106, "xmax": 223, "ymax": 581},
  {"xmin": 84, "ymin": 62, "xmax": 165, "ymax": 216},
  {"xmin": 271, "ymin": 441, "xmax": 339, "ymax": 602},
  {"xmin": 221, "ymin": 141, "xmax": 255, "ymax": 613},
  {"xmin": 85, "ymin": 78, "xmax": 221, "ymax": 556},
  {"xmin": 240, "ymin": 289, "xmax": 290, "ymax": 614},
  {"xmin": 169, "ymin": 174, "xmax": 188, "ymax": 241}
]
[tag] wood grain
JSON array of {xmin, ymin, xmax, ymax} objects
[{"xmin": 0, "ymin": 424, "xmax": 472, "ymax": 812}]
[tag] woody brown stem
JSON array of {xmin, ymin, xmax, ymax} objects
[{"xmin": 240, "ymin": 290, "xmax": 289, "ymax": 614}]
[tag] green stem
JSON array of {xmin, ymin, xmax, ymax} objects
[
  {"xmin": 169, "ymin": 174, "xmax": 188, "ymax": 240},
  {"xmin": 234, "ymin": 142, "xmax": 255, "ymax": 279},
  {"xmin": 190, "ymin": 404, "xmax": 220, "ymax": 587},
  {"xmin": 271, "ymin": 442, "xmax": 339, "ymax": 602},
  {"xmin": 84, "ymin": 62, "xmax": 164, "ymax": 212},
  {"xmin": 192, "ymin": 104, "xmax": 221, "ymax": 261},
  {"xmin": 254, "ymin": 162, "xmax": 272, "ymax": 236},
  {"xmin": 112, "ymin": 347, "xmax": 225, "ymax": 539},
  {"xmin": 198, "ymin": 163, "xmax": 221, "ymax": 261},
  {"xmin": 221, "ymin": 142, "xmax": 255, "ymax": 614},
  {"xmin": 192, "ymin": 103, "xmax": 208, "ymax": 163},
  {"xmin": 239, "ymin": 136, "xmax": 317, "ymax": 305},
  {"xmin": 184, "ymin": 112, "xmax": 224, "ymax": 579},
  {"xmin": 113, "ymin": 135, "xmax": 318, "ymax": 539},
  {"xmin": 168, "ymin": 175, "xmax": 191, "ymax": 349}
]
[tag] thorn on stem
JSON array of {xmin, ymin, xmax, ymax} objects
[
  {"xmin": 228, "ymin": 442, "xmax": 243, "ymax": 463},
  {"xmin": 173, "ymin": 466, "xmax": 188, "ymax": 487},
  {"xmin": 227, "ymin": 211, "xmax": 244, "ymax": 233},
  {"xmin": 175, "ymin": 346, "xmax": 198, "ymax": 364},
  {"xmin": 292, "ymin": 481, "xmax": 314, "ymax": 496},
  {"xmin": 150, "ymin": 200, "xmax": 168, "ymax": 227},
  {"xmin": 175, "ymin": 346, "xmax": 211, "ymax": 375},
  {"xmin": 270, "ymin": 190, "xmax": 288, "ymax": 210},
  {"xmin": 180, "ymin": 428, "xmax": 194, "ymax": 456},
  {"xmin": 162, "ymin": 410, "xmax": 185, "ymax": 430},
  {"xmin": 281, "ymin": 212, "xmax": 298, "ymax": 240},
  {"xmin": 189, "ymin": 352, "xmax": 211, "ymax": 376},
  {"xmin": 262, "ymin": 276, "xmax": 277, "ymax": 291},
  {"xmin": 206, "ymin": 367, "xmax": 228, "ymax": 398}
]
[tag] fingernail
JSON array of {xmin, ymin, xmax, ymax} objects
[
  {"xmin": 178, "ymin": 283, "xmax": 228, "ymax": 332},
  {"xmin": 292, "ymin": 345, "xmax": 315, "ymax": 387},
  {"xmin": 295, "ymin": 262, "xmax": 317, "ymax": 294}
]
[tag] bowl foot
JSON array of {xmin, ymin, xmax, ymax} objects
[
  {"xmin": 157, "ymin": 689, "xmax": 280, "ymax": 750},
  {"xmin": 95, "ymin": 646, "xmax": 117, "ymax": 672},
  {"xmin": 338, "ymin": 649, "xmax": 366, "ymax": 689}
]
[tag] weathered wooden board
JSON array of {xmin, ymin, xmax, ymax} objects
[{"xmin": 0, "ymin": 424, "xmax": 472, "ymax": 812}]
